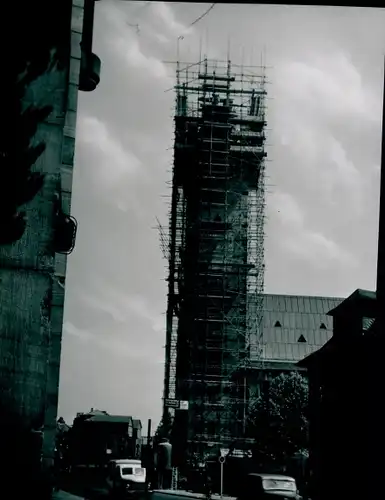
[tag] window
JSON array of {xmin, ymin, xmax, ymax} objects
[
  {"xmin": 121, "ymin": 467, "xmax": 133, "ymax": 476},
  {"xmin": 297, "ymin": 334, "xmax": 306, "ymax": 343},
  {"xmin": 274, "ymin": 321, "xmax": 282, "ymax": 327},
  {"xmin": 320, "ymin": 323, "xmax": 327, "ymax": 329}
]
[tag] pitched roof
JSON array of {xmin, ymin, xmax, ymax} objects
[
  {"xmin": 253, "ymin": 293, "xmax": 343, "ymax": 363},
  {"xmin": 298, "ymin": 289, "xmax": 377, "ymax": 368},
  {"xmin": 327, "ymin": 288, "xmax": 376, "ymax": 318},
  {"xmin": 85, "ymin": 414, "xmax": 133, "ymax": 424}
]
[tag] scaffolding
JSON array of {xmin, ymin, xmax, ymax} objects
[{"xmin": 161, "ymin": 58, "xmax": 267, "ymax": 461}]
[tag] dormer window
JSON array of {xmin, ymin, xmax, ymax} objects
[
  {"xmin": 298, "ymin": 334, "xmax": 306, "ymax": 343},
  {"xmin": 320, "ymin": 323, "xmax": 327, "ymax": 329},
  {"xmin": 274, "ymin": 321, "xmax": 282, "ymax": 327}
]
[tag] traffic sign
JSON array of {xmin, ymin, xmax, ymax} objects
[
  {"xmin": 164, "ymin": 398, "xmax": 189, "ymax": 410},
  {"xmin": 220, "ymin": 448, "xmax": 229, "ymax": 457},
  {"xmin": 165, "ymin": 398, "xmax": 179, "ymax": 409},
  {"xmin": 219, "ymin": 456, "xmax": 226, "ymax": 464}
]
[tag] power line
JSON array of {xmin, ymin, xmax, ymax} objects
[{"xmin": 189, "ymin": 3, "xmax": 216, "ymax": 28}]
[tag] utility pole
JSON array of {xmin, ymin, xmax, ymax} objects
[
  {"xmin": 377, "ymin": 57, "xmax": 385, "ymax": 345},
  {"xmin": 219, "ymin": 455, "xmax": 225, "ymax": 498},
  {"xmin": 371, "ymin": 56, "xmax": 385, "ymax": 500},
  {"xmin": 147, "ymin": 418, "xmax": 152, "ymax": 444}
]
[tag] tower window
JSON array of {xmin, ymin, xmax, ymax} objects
[
  {"xmin": 274, "ymin": 321, "xmax": 282, "ymax": 327},
  {"xmin": 320, "ymin": 323, "xmax": 327, "ymax": 329},
  {"xmin": 298, "ymin": 334, "xmax": 306, "ymax": 343}
]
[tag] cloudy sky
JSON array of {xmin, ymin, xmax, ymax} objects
[{"xmin": 58, "ymin": 2, "xmax": 385, "ymax": 429}]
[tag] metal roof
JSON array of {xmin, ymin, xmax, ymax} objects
[
  {"xmin": 255, "ymin": 293, "xmax": 343, "ymax": 363},
  {"xmin": 85, "ymin": 415, "xmax": 133, "ymax": 424}
]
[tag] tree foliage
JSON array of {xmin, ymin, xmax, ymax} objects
[{"xmin": 248, "ymin": 372, "xmax": 309, "ymax": 465}]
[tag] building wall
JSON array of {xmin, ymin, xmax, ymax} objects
[
  {"xmin": 133, "ymin": 423, "xmax": 142, "ymax": 457},
  {"xmin": 0, "ymin": 0, "xmax": 84, "ymax": 474},
  {"xmin": 303, "ymin": 291, "xmax": 377, "ymax": 500},
  {"xmin": 43, "ymin": 0, "xmax": 85, "ymax": 467}
]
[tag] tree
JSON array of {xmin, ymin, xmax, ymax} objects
[
  {"xmin": 247, "ymin": 372, "xmax": 309, "ymax": 466},
  {"xmin": 155, "ymin": 411, "xmax": 173, "ymax": 443}
]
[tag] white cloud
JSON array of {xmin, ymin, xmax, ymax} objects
[
  {"xmin": 112, "ymin": 36, "xmax": 170, "ymax": 80},
  {"xmin": 326, "ymin": 137, "xmax": 363, "ymax": 205},
  {"xmin": 80, "ymin": 287, "xmax": 165, "ymax": 336},
  {"xmin": 77, "ymin": 116, "xmax": 141, "ymax": 183},
  {"xmin": 268, "ymin": 190, "xmax": 358, "ymax": 269},
  {"xmin": 152, "ymin": 2, "xmax": 194, "ymax": 38},
  {"xmin": 269, "ymin": 191, "xmax": 305, "ymax": 227},
  {"xmin": 80, "ymin": 295, "xmax": 127, "ymax": 324},
  {"xmin": 278, "ymin": 51, "xmax": 379, "ymax": 123},
  {"xmin": 274, "ymin": 53, "xmax": 367, "ymax": 212},
  {"xmin": 97, "ymin": 1, "xmax": 171, "ymax": 81},
  {"xmin": 286, "ymin": 230, "xmax": 358, "ymax": 269},
  {"xmin": 64, "ymin": 318, "xmax": 164, "ymax": 363},
  {"xmin": 76, "ymin": 115, "xmax": 149, "ymax": 215},
  {"xmin": 63, "ymin": 321, "xmax": 95, "ymax": 343}
]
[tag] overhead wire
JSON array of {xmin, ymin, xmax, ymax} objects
[{"xmin": 188, "ymin": 3, "xmax": 216, "ymax": 28}]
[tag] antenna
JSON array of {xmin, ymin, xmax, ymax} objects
[
  {"xmin": 263, "ymin": 44, "xmax": 267, "ymax": 88},
  {"xmin": 227, "ymin": 35, "xmax": 231, "ymax": 64},
  {"xmin": 177, "ymin": 36, "xmax": 183, "ymax": 87}
]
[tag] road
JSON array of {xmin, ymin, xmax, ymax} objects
[
  {"xmin": 52, "ymin": 488, "xmax": 236, "ymax": 500},
  {"xmin": 53, "ymin": 491, "xmax": 85, "ymax": 500},
  {"xmin": 152, "ymin": 490, "xmax": 236, "ymax": 500},
  {"xmin": 153, "ymin": 493, "xmax": 198, "ymax": 500}
]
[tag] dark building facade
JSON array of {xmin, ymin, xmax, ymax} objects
[
  {"xmin": 0, "ymin": 2, "xmax": 100, "ymax": 493},
  {"xmin": 133, "ymin": 419, "xmax": 143, "ymax": 458},
  {"xmin": 298, "ymin": 289, "xmax": 376, "ymax": 500},
  {"xmin": 71, "ymin": 410, "xmax": 135, "ymax": 466}
]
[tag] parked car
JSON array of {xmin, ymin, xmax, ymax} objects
[
  {"xmin": 237, "ymin": 473, "xmax": 302, "ymax": 500},
  {"xmin": 106, "ymin": 459, "xmax": 146, "ymax": 498}
]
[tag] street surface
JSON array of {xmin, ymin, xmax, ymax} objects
[
  {"xmin": 153, "ymin": 490, "xmax": 236, "ymax": 500},
  {"xmin": 52, "ymin": 491, "xmax": 84, "ymax": 500},
  {"xmin": 52, "ymin": 489, "xmax": 237, "ymax": 500}
]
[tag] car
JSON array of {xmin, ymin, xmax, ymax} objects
[
  {"xmin": 237, "ymin": 473, "xmax": 302, "ymax": 500},
  {"xmin": 106, "ymin": 459, "xmax": 147, "ymax": 499}
]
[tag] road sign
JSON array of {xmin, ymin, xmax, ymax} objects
[
  {"xmin": 219, "ymin": 456, "xmax": 226, "ymax": 464},
  {"xmin": 165, "ymin": 398, "xmax": 180, "ymax": 409},
  {"xmin": 220, "ymin": 448, "xmax": 229, "ymax": 457},
  {"xmin": 165, "ymin": 398, "xmax": 189, "ymax": 410}
]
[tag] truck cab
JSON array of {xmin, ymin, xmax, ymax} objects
[{"xmin": 106, "ymin": 459, "xmax": 146, "ymax": 499}]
